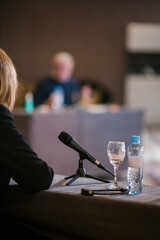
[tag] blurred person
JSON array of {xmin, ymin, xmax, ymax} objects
[
  {"xmin": 0, "ymin": 48, "xmax": 53, "ymax": 239},
  {"xmin": 34, "ymin": 52, "xmax": 80, "ymax": 107},
  {"xmin": 80, "ymin": 83, "xmax": 96, "ymax": 105},
  {"xmin": 79, "ymin": 80, "xmax": 112, "ymax": 106}
]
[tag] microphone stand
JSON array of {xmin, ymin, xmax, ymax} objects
[{"xmin": 64, "ymin": 154, "xmax": 110, "ymax": 186}]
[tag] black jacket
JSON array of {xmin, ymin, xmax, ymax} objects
[{"xmin": 0, "ymin": 104, "xmax": 54, "ymax": 196}]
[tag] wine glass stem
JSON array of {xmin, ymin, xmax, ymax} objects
[{"xmin": 114, "ymin": 167, "xmax": 118, "ymax": 185}]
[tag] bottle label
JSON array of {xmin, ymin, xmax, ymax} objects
[{"xmin": 128, "ymin": 156, "xmax": 143, "ymax": 168}]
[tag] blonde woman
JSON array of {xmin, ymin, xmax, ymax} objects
[{"xmin": 0, "ymin": 49, "xmax": 53, "ymax": 239}]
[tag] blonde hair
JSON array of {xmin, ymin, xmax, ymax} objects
[
  {"xmin": 0, "ymin": 49, "xmax": 18, "ymax": 111},
  {"xmin": 52, "ymin": 51, "xmax": 75, "ymax": 69}
]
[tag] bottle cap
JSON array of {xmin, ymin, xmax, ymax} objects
[
  {"xmin": 132, "ymin": 136, "xmax": 140, "ymax": 143},
  {"xmin": 54, "ymin": 85, "xmax": 63, "ymax": 92}
]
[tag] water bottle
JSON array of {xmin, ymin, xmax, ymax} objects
[
  {"xmin": 51, "ymin": 86, "xmax": 64, "ymax": 110},
  {"xmin": 127, "ymin": 136, "xmax": 144, "ymax": 194},
  {"xmin": 24, "ymin": 92, "xmax": 34, "ymax": 114}
]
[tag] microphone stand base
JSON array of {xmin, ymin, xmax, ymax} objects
[
  {"xmin": 65, "ymin": 174, "xmax": 110, "ymax": 186},
  {"xmin": 64, "ymin": 155, "xmax": 110, "ymax": 186}
]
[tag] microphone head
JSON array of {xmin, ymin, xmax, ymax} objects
[{"xmin": 58, "ymin": 131, "xmax": 72, "ymax": 146}]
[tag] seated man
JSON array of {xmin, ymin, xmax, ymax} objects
[{"xmin": 34, "ymin": 52, "xmax": 80, "ymax": 107}]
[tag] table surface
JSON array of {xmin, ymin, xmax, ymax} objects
[
  {"xmin": 6, "ymin": 175, "xmax": 160, "ymax": 240},
  {"xmin": 50, "ymin": 175, "xmax": 160, "ymax": 203}
]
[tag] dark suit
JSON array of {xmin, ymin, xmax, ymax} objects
[{"xmin": 0, "ymin": 104, "xmax": 53, "ymax": 239}]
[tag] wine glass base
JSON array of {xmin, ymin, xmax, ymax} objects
[{"xmin": 109, "ymin": 183, "xmax": 122, "ymax": 190}]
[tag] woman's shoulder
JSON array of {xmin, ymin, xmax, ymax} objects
[{"xmin": 0, "ymin": 104, "xmax": 12, "ymax": 118}]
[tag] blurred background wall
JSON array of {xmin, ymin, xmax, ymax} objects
[{"xmin": 0, "ymin": 0, "xmax": 160, "ymax": 103}]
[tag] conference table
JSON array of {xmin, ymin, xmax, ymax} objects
[
  {"xmin": 13, "ymin": 106, "xmax": 143, "ymax": 176},
  {"xmin": 5, "ymin": 175, "xmax": 160, "ymax": 240}
]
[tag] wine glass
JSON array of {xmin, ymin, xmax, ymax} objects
[{"xmin": 107, "ymin": 141, "xmax": 125, "ymax": 189}]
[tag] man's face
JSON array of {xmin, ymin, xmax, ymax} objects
[{"xmin": 51, "ymin": 60, "xmax": 73, "ymax": 82}]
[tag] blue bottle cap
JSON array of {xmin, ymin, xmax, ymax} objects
[
  {"xmin": 132, "ymin": 136, "xmax": 140, "ymax": 143},
  {"xmin": 54, "ymin": 85, "xmax": 63, "ymax": 91}
]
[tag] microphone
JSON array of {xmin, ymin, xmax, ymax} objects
[{"xmin": 58, "ymin": 131, "xmax": 114, "ymax": 177}]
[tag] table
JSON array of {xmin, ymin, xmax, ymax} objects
[
  {"xmin": 13, "ymin": 107, "xmax": 143, "ymax": 176},
  {"xmin": 5, "ymin": 175, "xmax": 160, "ymax": 240}
]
